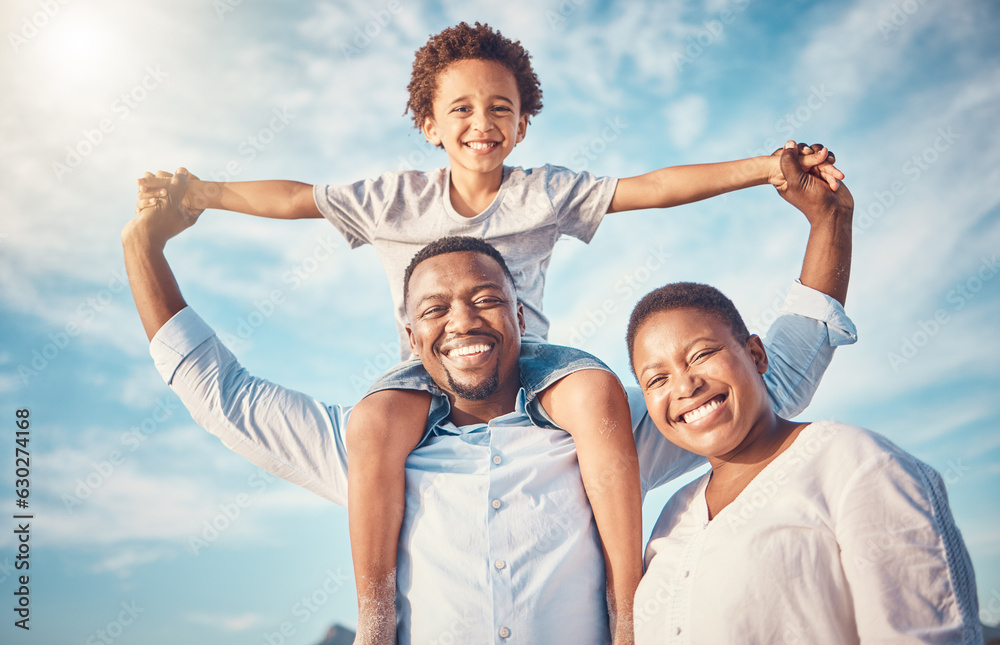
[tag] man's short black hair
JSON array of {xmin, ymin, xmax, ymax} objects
[
  {"xmin": 403, "ymin": 236, "xmax": 516, "ymax": 308},
  {"xmin": 626, "ymin": 282, "xmax": 751, "ymax": 375}
]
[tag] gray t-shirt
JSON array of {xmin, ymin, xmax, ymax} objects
[{"xmin": 314, "ymin": 165, "xmax": 618, "ymax": 358}]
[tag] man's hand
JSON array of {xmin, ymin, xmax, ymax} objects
[
  {"xmin": 136, "ymin": 168, "xmax": 206, "ymax": 220},
  {"xmin": 768, "ymin": 142, "xmax": 844, "ymax": 192},
  {"xmin": 775, "ymin": 141, "xmax": 854, "ymax": 222},
  {"xmin": 125, "ymin": 169, "xmax": 201, "ymax": 249},
  {"xmin": 776, "ymin": 140, "xmax": 854, "ymax": 305},
  {"xmin": 122, "ymin": 168, "xmax": 195, "ymax": 340}
]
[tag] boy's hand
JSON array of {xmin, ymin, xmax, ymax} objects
[
  {"xmin": 768, "ymin": 142, "xmax": 844, "ymax": 192},
  {"xmin": 775, "ymin": 141, "xmax": 853, "ymax": 222},
  {"xmin": 136, "ymin": 170, "xmax": 206, "ymax": 218},
  {"xmin": 125, "ymin": 169, "xmax": 202, "ymax": 248}
]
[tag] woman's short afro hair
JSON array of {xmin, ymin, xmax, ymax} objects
[
  {"xmin": 626, "ymin": 282, "xmax": 752, "ymax": 377},
  {"xmin": 405, "ymin": 22, "xmax": 543, "ymax": 131}
]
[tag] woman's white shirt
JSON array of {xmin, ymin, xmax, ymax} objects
[{"xmin": 634, "ymin": 421, "xmax": 981, "ymax": 644}]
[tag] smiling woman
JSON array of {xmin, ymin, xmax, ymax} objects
[{"xmin": 627, "ymin": 283, "xmax": 983, "ymax": 644}]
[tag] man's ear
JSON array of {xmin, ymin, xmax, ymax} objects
[
  {"xmin": 517, "ymin": 302, "xmax": 526, "ymax": 336},
  {"xmin": 747, "ymin": 334, "xmax": 769, "ymax": 375},
  {"xmin": 515, "ymin": 114, "xmax": 528, "ymax": 144},
  {"xmin": 406, "ymin": 324, "xmax": 419, "ymax": 358},
  {"xmin": 422, "ymin": 116, "xmax": 441, "ymax": 147}
]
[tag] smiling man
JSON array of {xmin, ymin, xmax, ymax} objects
[
  {"xmin": 402, "ymin": 239, "xmax": 524, "ymax": 416},
  {"xmin": 123, "ymin": 144, "xmax": 857, "ymax": 644}
]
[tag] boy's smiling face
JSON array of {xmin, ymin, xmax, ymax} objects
[{"xmin": 422, "ymin": 59, "xmax": 528, "ymax": 181}]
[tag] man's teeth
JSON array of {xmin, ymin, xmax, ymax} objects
[
  {"xmin": 447, "ymin": 344, "xmax": 491, "ymax": 357},
  {"xmin": 682, "ymin": 397, "xmax": 722, "ymax": 423},
  {"xmin": 466, "ymin": 142, "xmax": 497, "ymax": 150}
]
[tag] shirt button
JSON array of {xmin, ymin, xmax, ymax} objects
[
  {"xmin": 499, "ymin": 626, "xmax": 511, "ymax": 639},
  {"xmin": 492, "ymin": 455, "xmax": 502, "ymax": 465},
  {"xmin": 495, "ymin": 559, "xmax": 506, "ymax": 570},
  {"xmin": 491, "ymin": 499, "xmax": 502, "ymax": 509}
]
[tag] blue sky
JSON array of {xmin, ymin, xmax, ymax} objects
[{"xmin": 1, "ymin": 0, "xmax": 998, "ymax": 643}]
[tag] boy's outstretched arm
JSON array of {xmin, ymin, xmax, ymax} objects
[
  {"xmin": 137, "ymin": 172, "xmax": 321, "ymax": 220},
  {"xmin": 607, "ymin": 145, "xmax": 843, "ymax": 213}
]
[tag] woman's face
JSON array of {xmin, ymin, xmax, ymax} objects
[{"xmin": 630, "ymin": 307, "xmax": 772, "ymax": 464}]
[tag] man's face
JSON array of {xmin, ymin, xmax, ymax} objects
[
  {"xmin": 405, "ymin": 251, "xmax": 525, "ymax": 406},
  {"xmin": 421, "ymin": 59, "xmax": 528, "ymax": 179},
  {"xmin": 630, "ymin": 308, "xmax": 772, "ymax": 464}
]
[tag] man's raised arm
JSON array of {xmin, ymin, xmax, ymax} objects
[
  {"xmin": 122, "ymin": 169, "xmax": 350, "ymax": 505},
  {"xmin": 775, "ymin": 141, "xmax": 854, "ymax": 306},
  {"xmin": 123, "ymin": 169, "xmax": 198, "ymax": 340},
  {"xmin": 758, "ymin": 141, "xmax": 857, "ymax": 419}
]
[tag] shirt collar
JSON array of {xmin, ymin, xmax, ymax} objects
[{"xmin": 434, "ymin": 388, "xmax": 530, "ymax": 436}]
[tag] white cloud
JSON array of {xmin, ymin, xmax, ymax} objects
[
  {"xmin": 664, "ymin": 95, "xmax": 708, "ymax": 149},
  {"xmin": 90, "ymin": 546, "xmax": 175, "ymax": 579},
  {"xmin": 2, "ymin": 0, "xmax": 999, "ymax": 637},
  {"xmin": 9, "ymin": 423, "xmax": 332, "ymax": 551}
]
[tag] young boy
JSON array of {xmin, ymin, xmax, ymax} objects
[{"xmin": 138, "ymin": 22, "xmax": 841, "ymax": 644}]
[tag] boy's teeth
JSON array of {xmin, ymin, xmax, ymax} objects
[
  {"xmin": 682, "ymin": 397, "xmax": 722, "ymax": 423},
  {"xmin": 448, "ymin": 344, "xmax": 491, "ymax": 358},
  {"xmin": 467, "ymin": 142, "xmax": 496, "ymax": 150}
]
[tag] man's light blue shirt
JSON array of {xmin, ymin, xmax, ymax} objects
[{"xmin": 150, "ymin": 281, "xmax": 856, "ymax": 644}]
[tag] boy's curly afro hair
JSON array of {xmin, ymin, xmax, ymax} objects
[{"xmin": 405, "ymin": 22, "xmax": 543, "ymax": 131}]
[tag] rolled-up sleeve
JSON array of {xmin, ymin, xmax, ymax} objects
[
  {"xmin": 150, "ymin": 307, "xmax": 350, "ymax": 506},
  {"xmin": 763, "ymin": 281, "xmax": 858, "ymax": 418}
]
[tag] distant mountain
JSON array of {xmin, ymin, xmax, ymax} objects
[{"xmin": 314, "ymin": 624, "xmax": 355, "ymax": 645}]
